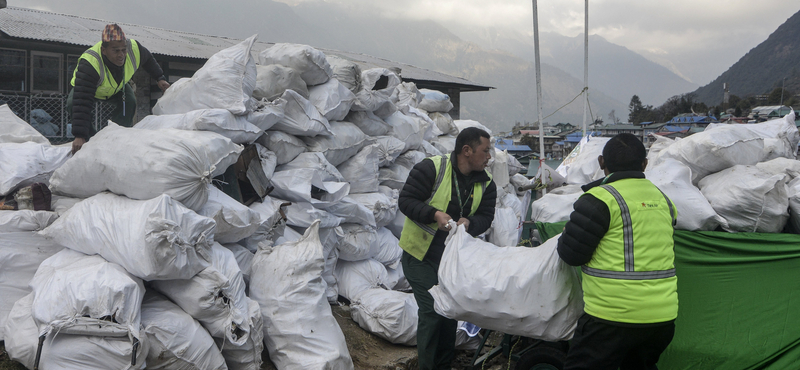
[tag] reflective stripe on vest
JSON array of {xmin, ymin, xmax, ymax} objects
[{"xmin": 581, "ymin": 184, "xmax": 676, "ymax": 280}]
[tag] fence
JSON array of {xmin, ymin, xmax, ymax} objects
[{"xmin": 0, "ymin": 92, "xmax": 116, "ymax": 144}]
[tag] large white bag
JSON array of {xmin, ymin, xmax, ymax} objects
[
  {"xmin": 372, "ymin": 227, "xmax": 403, "ymax": 269},
  {"xmin": 30, "ymin": 249, "xmax": 145, "ymax": 342},
  {"xmin": 49, "ymin": 122, "xmax": 242, "ymax": 211},
  {"xmin": 556, "ymin": 136, "xmax": 609, "ymax": 185},
  {"xmin": 429, "ymin": 112, "xmax": 458, "ymax": 136},
  {"xmin": 269, "ymin": 168, "xmax": 350, "ymax": 208},
  {"xmin": 247, "ymin": 97, "xmax": 286, "ymax": 131},
  {"xmin": 0, "ymin": 210, "xmax": 58, "ymax": 232},
  {"xmin": 244, "ymin": 196, "xmax": 289, "ymax": 251},
  {"xmin": 337, "ymin": 144, "xmax": 380, "ymax": 194},
  {"xmin": 487, "ymin": 206, "xmax": 520, "ymax": 247},
  {"xmin": 284, "ymin": 201, "xmax": 343, "ymax": 228},
  {"xmin": 150, "ymin": 243, "xmax": 250, "ymax": 345},
  {"xmin": 454, "ymin": 119, "xmax": 492, "ymax": 136},
  {"xmin": 653, "ymin": 112, "xmax": 799, "ymax": 185},
  {"xmin": 134, "ymin": 108, "xmax": 262, "ymax": 144},
  {"xmin": 250, "ymin": 221, "xmax": 354, "ymax": 370},
  {"xmin": 276, "ymin": 152, "xmax": 345, "ymax": 182},
  {"xmin": 270, "ymin": 89, "xmax": 333, "ymax": 136},
  {"xmin": 337, "ymin": 223, "xmax": 378, "ymax": 261},
  {"xmin": 645, "ymin": 158, "xmax": 726, "ymax": 231},
  {"xmin": 0, "ymin": 232, "xmax": 63, "ymax": 340},
  {"xmin": 0, "ymin": 141, "xmax": 70, "ymax": 196},
  {"xmin": 258, "ymin": 43, "xmax": 332, "ymax": 86},
  {"xmin": 530, "ymin": 185, "xmax": 584, "ymax": 223},
  {"xmin": 431, "ymin": 134, "xmax": 456, "ymax": 154},
  {"xmin": 334, "ymin": 258, "xmax": 390, "ymax": 302},
  {"xmin": 199, "ymin": 185, "xmax": 262, "ymax": 243},
  {"xmin": 253, "ymin": 64, "xmax": 309, "ymax": 101},
  {"xmin": 308, "ymin": 78, "xmax": 357, "ymax": 122},
  {"xmin": 430, "ymin": 226, "xmax": 583, "ymax": 341},
  {"xmin": 215, "ymin": 297, "xmax": 264, "ymax": 370},
  {"xmin": 348, "ymin": 192, "xmax": 398, "ymax": 228},
  {"xmin": 3, "ymin": 293, "xmax": 39, "ymax": 369},
  {"xmin": 350, "ymin": 289, "xmax": 418, "ymax": 346},
  {"xmin": 755, "ymin": 157, "xmax": 800, "ymax": 179},
  {"xmin": 39, "ymin": 193, "xmax": 215, "ymax": 280},
  {"xmin": 256, "ymin": 130, "xmax": 307, "ymax": 165},
  {"xmin": 417, "ymin": 89, "xmax": 454, "ymax": 113},
  {"xmin": 373, "ymin": 135, "xmax": 407, "ymax": 166},
  {"xmin": 355, "ymin": 68, "xmax": 401, "ymax": 118},
  {"xmin": 699, "ymin": 165, "xmax": 789, "ymax": 233},
  {"xmin": 141, "ymin": 292, "xmax": 228, "ymax": 370},
  {"xmin": 302, "ymin": 120, "xmax": 368, "ymax": 166},
  {"xmin": 154, "ymin": 35, "xmax": 258, "ymax": 115},
  {"xmin": 391, "ymin": 82, "xmax": 422, "ymax": 108},
  {"xmin": 0, "ymin": 104, "xmax": 50, "ymax": 144},
  {"xmin": 345, "ymin": 110, "xmax": 391, "ymax": 136},
  {"xmin": 379, "ymin": 163, "xmax": 411, "ymax": 190},
  {"xmin": 326, "ymin": 55, "xmax": 361, "ymax": 93},
  {"xmin": 325, "ymin": 196, "xmax": 377, "ymax": 226},
  {"xmin": 385, "ymin": 111, "xmax": 423, "ymax": 152}
]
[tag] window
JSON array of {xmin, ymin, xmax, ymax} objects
[
  {"xmin": 31, "ymin": 51, "xmax": 62, "ymax": 93},
  {"xmin": 0, "ymin": 48, "xmax": 26, "ymax": 92},
  {"xmin": 66, "ymin": 54, "xmax": 80, "ymax": 87}
]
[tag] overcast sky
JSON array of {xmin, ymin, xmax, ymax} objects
[{"xmin": 20, "ymin": 0, "xmax": 800, "ymax": 85}]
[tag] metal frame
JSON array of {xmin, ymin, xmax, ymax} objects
[{"xmin": 29, "ymin": 50, "xmax": 63, "ymax": 94}]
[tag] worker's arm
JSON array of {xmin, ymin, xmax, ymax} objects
[
  {"xmin": 557, "ymin": 193, "xmax": 610, "ymax": 266},
  {"xmin": 398, "ymin": 158, "xmax": 444, "ymax": 226},
  {"xmin": 464, "ymin": 180, "xmax": 496, "ymax": 236},
  {"xmin": 137, "ymin": 43, "xmax": 170, "ymax": 92},
  {"xmin": 70, "ymin": 59, "xmax": 101, "ymax": 152}
]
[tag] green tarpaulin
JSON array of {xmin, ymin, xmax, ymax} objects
[{"xmin": 536, "ymin": 221, "xmax": 800, "ymax": 369}]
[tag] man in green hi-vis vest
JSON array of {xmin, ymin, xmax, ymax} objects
[
  {"xmin": 67, "ymin": 23, "xmax": 170, "ymax": 154},
  {"xmin": 398, "ymin": 127, "xmax": 497, "ymax": 370},
  {"xmin": 558, "ymin": 133, "xmax": 678, "ymax": 370}
]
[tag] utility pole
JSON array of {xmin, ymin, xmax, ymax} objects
[{"xmin": 780, "ymin": 77, "xmax": 786, "ymax": 107}]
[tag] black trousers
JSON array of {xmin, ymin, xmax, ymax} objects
[{"xmin": 564, "ymin": 313, "xmax": 675, "ymax": 370}]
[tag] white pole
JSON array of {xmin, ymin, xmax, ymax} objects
[
  {"xmin": 581, "ymin": 0, "xmax": 589, "ymax": 137},
  {"xmin": 532, "ymin": 0, "xmax": 546, "ymax": 194}
]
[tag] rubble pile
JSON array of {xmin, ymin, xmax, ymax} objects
[{"xmin": 0, "ymin": 34, "xmax": 531, "ymax": 369}]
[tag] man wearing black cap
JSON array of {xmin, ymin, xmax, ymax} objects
[{"xmin": 67, "ymin": 23, "xmax": 170, "ymax": 154}]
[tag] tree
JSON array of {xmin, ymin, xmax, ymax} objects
[
  {"xmin": 519, "ymin": 134, "xmax": 538, "ymax": 151},
  {"xmin": 629, "ymin": 95, "xmax": 657, "ymax": 124}
]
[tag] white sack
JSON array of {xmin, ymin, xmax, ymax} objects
[
  {"xmin": 386, "ymin": 263, "xmax": 410, "ymax": 291},
  {"xmin": 386, "ymin": 206, "xmax": 406, "ymax": 239},
  {"xmin": 258, "ymin": 43, "xmax": 332, "ymax": 86},
  {"xmin": 325, "ymin": 196, "xmax": 377, "ymax": 226},
  {"xmin": 150, "ymin": 243, "xmax": 250, "ymax": 345},
  {"xmin": 284, "ymin": 201, "xmax": 343, "ymax": 228},
  {"xmin": 270, "ymin": 89, "xmax": 332, "ymax": 137},
  {"xmin": 530, "ymin": 185, "xmax": 583, "ymax": 223},
  {"xmin": 430, "ymin": 227, "xmax": 583, "ymax": 341},
  {"xmin": 349, "ymin": 192, "xmax": 398, "ymax": 228},
  {"xmin": 319, "ymin": 226, "xmax": 344, "ymax": 303},
  {"xmin": 699, "ymin": 165, "xmax": 789, "ymax": 233},
  {"xmin": 308, "ymin": 78, "xmax": 357, "ymax": 122},
  {"xmin": 385, "ymin": 111, "xmax": 423, "ymax": 152},
  {"xmin": 141, "ymin": 292, "xmax": 228, "ymax": 370},
  {"xmin": 355, "ymin": 68, "xmax": 401, "ymax": 118},
  {"xmin": 302, "ymin": 120, "xmax": 368, "ymax": 166},
  {"xmin": 488, "ymin": 149, "xmax": 511, "ymax": 190},
  {"xmin": 0, "ymin": 141, "xmax": 70, "ymax": 196},
  {"xmin": 394, "ymin": 150, "xmax": 427, "ymax": 170},
  {"xmin": 3, "ymin": 294, "xmax": 38, "ymax": 368},
  {"xmin": 510, "ymin": 174, "xmax": 533, "ymax": 196},
  {"xmin": 49, "ymin": 123, "xmax": 242, "ymax": 211},
  {"xmin": 277, "ymin": 152, "xmax": 345, "ymax": 182},
  {"xmin": 0, "ymin": 232, "xmax": 63, "ymax": 340},
  {"xmin": 391, "ymin": 82, "xmax": 422, "ymax": 108},
  {"xmin": 256, "ymin": 130, "xmax": 306, "ymax": 165},
  {"xmin": 653, "ymin": 112, "xmax": 800, "ymax": 185},
  {"xmin": 51, "ymin": 195, "xmax": 81, "ymax": 216},
  {"xmin": 345, "ymin": 110, "xmax": 391, "ymax": 136},
  {"xmin": 0, "ymin": 210, "xmax": 58, "ymax": 232},
  {"xmin": 134, "ymin": 108, "xmax": 262, "ymax": 144},
  {"xmin": 454, "ymin": 120, "xmax": 492, "ymax": 136},
  {"xmin": 487, "ymin": 206, "xmax": 520, "ymax": 247},
  {"xmin": 373, "ymin": 227, "xmax": 403, "ymax": 269},
  {"xmin": 755, "ymin": 157, "xmax": 800, "ymax": 179},
  {"xmin": 249, "ymin": 221, "xmax": 354, "ymax": 369},
  {"xmin": 645, "ymin": 158, "xmax": 726, "ymax": 231},
  {"xmin": 335, "ymin": 258, "xmax": 390, "ymax": 301},
  {"xmin": 646, "ymin": 135, "xmax": 677, "ymax": 163},
  {"xmin": 432, "ymin": 135, "xmax": 456, "ymax": 154},
  {"xmin": 788, "ymin": 177, "xmax": 800, "ymax": 233},
  {"xmin": 337, "ymin": 224, "xmax": 378, "ymax": 262},
  {"xmin": 270, "ymin": 168, "xmax": 349, "ymax": 208},
  {"xmin": 253, "ymin": 64, "xmax": 309, "ymax": 101},
  {"xmin": 373, "ymin": 135, "xmax": 406, "ymax": 166},
  {"xmin": 244, "ymin": 196, "xmax": 289, "ymax": 251},
  {"xmin": 154, "ymin": 35, "xmax": 258, "ymax": 115},
  {"xmin": 420, "ymin": 140, "xmax": 443, "ymax": 157},
  {"xmin": 0, "ymin": 104, "xmax": 50, "ymax": 144},
  {"xmin": 30, "ymin": 249, "xmax": 145, "ymax": 339},
  {"xmin": 326, "ymin": 55, "xmax": 361, "ymax": 93},
  {"xmin": 418, "ymin": 89, "xmax": 454, "ymax": 113},
  {"xmin": 429, "ymin": 112, "xmax": 458, "ymax": 136},
  {"xmin": 379, "ymin": 163, "xmax": 411, "ymax": 190},
  {"xmin": 556, "ymin": 136, "xmax": 610, "ymax": 185},
  {"xmin": 402, "ymin": 105, "xmax": 442, "ymax": 140},
  {"xmin": 351, "ymin": 289, "xmax": 418, "ymax": 346},
  {"xmin": 39, "ymin": 193, "xmax": 214, "ymax": 280},
  {"xmin": 247, "ymin": 97, "xmax": 286, "ymax": 131},
  {"xmin": 224, "ymin": 243, "xmax": 255, "ymax": 285},
  {"xmin": 216, "ymin": 298, "xmax": 264, "ymax": 370},
  {"xmin": 199, "ymin": 185, "xmax": 262, "ymax": 243},
  {"xmin": 337, "ymin": 144, "xmax": 380, "ymax": 194},
  {"xmin": 39, "ymin": 331, "xmax": 149, "ymax": 370}
]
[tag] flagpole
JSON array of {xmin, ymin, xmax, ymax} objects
[
  {"xmin": 582, "ymin": 0, "xmax": 589, "ymax": 137},
  {"xmin": 532, "ymin": 0, "xmax": 546, "ymax": 195}
]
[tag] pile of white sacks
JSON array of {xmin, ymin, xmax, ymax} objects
[
  {"xmin": 0, "ymin": 34, "xmax": 532, "ymax": 369},
  {"xmin": 532, "ymin": 111, "xmax": 800, "ymax": 234}
]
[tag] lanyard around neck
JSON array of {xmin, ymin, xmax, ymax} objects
[{"xmin": 452, "ymin": 168, "xmax": 473, "ymax": 219}]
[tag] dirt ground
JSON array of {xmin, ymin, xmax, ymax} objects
[{"xmin": 0, "ymin": 305, "xmax": 515, "ymax": 370}]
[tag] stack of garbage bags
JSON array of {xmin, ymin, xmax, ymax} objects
[
  {"xmin": 533, "ymin": 112, "xmax": 800, "ymax": 234},
  {"xmin": 0, "ymin": 34, "xmax": 537, "ymax": 369}
]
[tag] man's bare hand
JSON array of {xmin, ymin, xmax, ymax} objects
[
  {"xmin": 434, "ymin": 211, "xmax": 453, "ymax": 231},
  {"xmin": 456, "ymin": 217, "xmax": 470, "ymax": 230},
  {"xmin": 71, "ymin": 137, "xmax": 86, "ymax": 155},
  {"xmin": 157, "ymin": 80, "xmax": 170, "ymax": 92}
]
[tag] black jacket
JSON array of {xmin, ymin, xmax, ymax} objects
[
  {"xmin": 71, "ymin": 41, "xmax": 165, "ymax": 140},
  {"xmin": 398, "ymin": 154, "xmax": 497, "ymax": 263},
  {"xmin": 556, "ymin": 171, "xmax": 651, "ymax": 266}
]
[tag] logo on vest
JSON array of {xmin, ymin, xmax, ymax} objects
[{"xmin": 641, "ymin": 202, "xmax": 659, "ymax": 208}]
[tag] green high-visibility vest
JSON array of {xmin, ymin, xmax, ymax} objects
[
  {"xmin": 70, "ymin": 39, "xmax": 141, "ymax": 100},
  {"xmin": 583, "ymin": 178, "xmax": 678, "ymax": 324},
  {"xmin": 399, "ymin": 154, "xmax": 492, "ymax": 261}
]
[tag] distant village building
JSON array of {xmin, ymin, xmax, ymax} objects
[{"xmin": 748, "ymin": 105, "xmax": 793, "ymax": 122}]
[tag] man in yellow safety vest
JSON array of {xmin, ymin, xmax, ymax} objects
[
  {"xmin": 67, "ymin": 23, "xmax": 170, "ymax": 154},
  {"xmin": 558, "ymin": 133, "xmax": 678, "ymax": 370},
  {"xmin": 398, "ymin": 127, "xmax": 497, "ymax": 370}
]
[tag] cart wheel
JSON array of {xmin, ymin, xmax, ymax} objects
[{"xmin": 514, "ymin": 345, "xmax": 566, "ymax": 370}]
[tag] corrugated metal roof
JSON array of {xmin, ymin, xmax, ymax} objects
[
  {"xmin": 494, "ymin": 139, "xmax": 531, "ymax": 152},
  {"xmin": 0, "ymin": 6, "xmax": 490, "ymax": 91}
]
